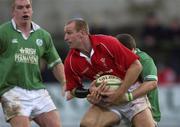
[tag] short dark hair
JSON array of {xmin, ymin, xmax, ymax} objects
[
  {"xmin": 116, "ymin": 34, "xmax": 136, "ymax": 50},
  {"xmin": 66, "ymin": 18, "xmax": 90, "ymax": 34}
]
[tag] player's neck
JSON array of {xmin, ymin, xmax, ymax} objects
[
  {"xmin": 16, "ymin": 22, "xmax": 32, "ymax": 37},
  {"xmin": 81, "ymin": 38, "xmax": 92, "ymax": 58},
  {"xmin": 14, "ymin": 18, "xmax": 31, "ymax": 31},
  {"xmin": 18, "ymin": 23, "xmax": 31, "ymax": 32}
]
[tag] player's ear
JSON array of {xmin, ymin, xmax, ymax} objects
[
  {"xmin": 79, "ymin": 31, "xmax": 85, "ymax": 38},
  {"xmin": 78, "ymin": 33, "xmax": 83, "ymax": 39},
  {"xmin": 80, "ymin": 29, "xmax": 87, "ymax": 35}
]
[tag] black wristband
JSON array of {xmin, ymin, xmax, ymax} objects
[{"xmin": 72, "ymin": 87, "xmax": 90, "ymax": 98}]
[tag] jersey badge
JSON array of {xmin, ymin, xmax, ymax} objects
[
  {"xmin": 36, "ymin": 39, "xmax": 43, "ymax": 46},
  {"xmin": 100, "ymin": 58, "xmax": 107, "ymax": 67}
]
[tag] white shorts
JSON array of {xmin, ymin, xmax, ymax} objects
[
  {"xmin": 1, "ymin": 86, "xmax": 56, "ymax": 121},
  {"xmin": 110, "ymin": 96, "xmax": 151, "ymax": 121}
]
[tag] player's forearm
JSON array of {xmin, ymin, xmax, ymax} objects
[
  {"xmin": 132, "ymin": 80, "xmax": 157, "ymax": 99},
  {"xmin": 52, "ymin": 63, "xmax": 66, "ymax": 86},
  {"xmin": 118, "ymin": 60, "xmax": 142, "ymax": 95}
]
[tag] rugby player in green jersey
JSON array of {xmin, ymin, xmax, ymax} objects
[
  {"xmin": 0, "ymin": 0, "xmax": 65, "ymax": 127},
  {"xmin": 116, "ymin": 34, "xmax": 161, "ymax": 126}
]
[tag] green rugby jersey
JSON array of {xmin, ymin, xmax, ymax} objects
[
  {"xmin": 135, "ymin": 48, "xmax": 161, "ymax": 122},
  {"xmin": 0, "ymin": 20, "xmax": 62, "ymax": 96}
]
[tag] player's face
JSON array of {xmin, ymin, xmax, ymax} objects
[
  {"xmin": 64, "ymin": 22, "xmax": 83, "ymax": 49},
  {"xmin": 12, "ymin": 0, "xmax": 33, "ymax": 25}
]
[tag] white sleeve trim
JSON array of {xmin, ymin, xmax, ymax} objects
[
  {"xmin": 48, "ymin": 58, "xmax": 62, "ymax": 68},
  {"xmin": 144, "ymin": 75, "xmax": 158, "ymax": 81}
]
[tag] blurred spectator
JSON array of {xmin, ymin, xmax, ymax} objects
[
  {"xmin": 90, "ymin": 24, "xmax": 109, "ymax": 35},
  {"xmin": 141, "ymin": 12, "xmax": 166, "ymax": 49},
  {"xmin": 168, "ymin": 49, "xmax": 180, "ymax": 79},
  {"xmin": 158, "ymin": 63, "xmax": 177, "ymax": 86},
  {"xmin": 165, "ymin": 18, "xmax": 180, "ymax": 48}
]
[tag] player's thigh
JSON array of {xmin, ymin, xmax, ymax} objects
[
  {"xmin": 118, "ymin": 117, "xmax": 131, "ymax": 127},
  {"xmin": 80, "ymin": 105, "xmax": 101, "ymax": 127},
  {"xmin": 80, "ymin": 105, "xmax": 120, "ymax": 127},
  {"xmin": 132, "ymin": 108, "xmax": 155, "ymax": 127},
  {"xmin": 1, "ymin": 87, "xmax": 33, "ymax": 121},
  {"xmin": 98, "ymin": 108, "xmax": 120, "ymax": 127},
  {"xmin": 10, "ymin": 116, "xmax": 31, "ymax": 127},
  {"xmin": 33, "ymin": 110, "xmax": 61, "ymax": 127}
]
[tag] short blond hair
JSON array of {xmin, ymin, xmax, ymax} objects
[
  {"xmin": 11, "ymin": 0, "xmax": 32, "ymax": 10},
  {"xmin": 66, "ymin": 18, "xmax": 90, "ymax": 34}
]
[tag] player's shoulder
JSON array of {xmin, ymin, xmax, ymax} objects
[
  {"xmin": 91, "ymin": 34, "xmax": 117, "ymax": 42},
  {"xmin": 0, "ymin": 22, "xmax": 13, "ymax": 39},
  {"xmin": 36, "ymin": 27, "xmax": 51, "ymax": 36},
  {"xmin": 0, "ymin": 21, "xmax": 12, "ymax": 31},
  {"xmin": 136, "ymin": 48, "xmax": 153, "ymax": 61},
  {"xmin": 64, "ymin": 49, "xmax": 78, "ymax": 64},
  {"xmin": 91, "ymin": 34, "xmax": 119, "ymax": 48},
  {"xmin": 31, "ymin": 22, "xmax": 51, "ymax": 37}
]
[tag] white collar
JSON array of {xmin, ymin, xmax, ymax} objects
[
  {"xmin": 80, "ymin": 49, "xmax": 94, "ymax": 64},
  {"xmin": 11, "ymin": 19, "xmax": 40, "ymax": 32},
  {"xmin": 80, "ymin": 48, "xmax": 94, "ymax": 58}
]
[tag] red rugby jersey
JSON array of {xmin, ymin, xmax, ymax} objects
[{"xmin": 64, "ymin": 35, "xmax": 139, "ymax": 91}]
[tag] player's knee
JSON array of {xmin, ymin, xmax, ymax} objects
[
  {"xmin": 51, "ymin": 121, "xmax": 61, "ymax": 127},
  {"xmin": 80, "ymin": 117, "xmax": 120, "ymax": 127},
  {"xmin": 99, "ymin": 118, "xmax": 120, "ymax": 127},
  {"xmin": 38, "ymin": 121, "xmax": 61, "ymax": 127},
  {"xmin": 132, "ymin": 108, "xmax": 154, "ymax": 127},
  {"xmin": 98, "ymin": 112, "xmax": 120, "ymax": 127},
  {"xmin": 80, "ymin": 117, "xmax": 97, "ymax": 127},
  {"xmin": 80, "ymin": 119, "xmax": 94, "ymax": 127}
]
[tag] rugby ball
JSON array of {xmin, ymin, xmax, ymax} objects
[{"xmin": 96, "ymin": 75, "xmax": 122, "ymax": 89}]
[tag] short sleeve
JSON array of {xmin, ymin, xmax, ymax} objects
[
  {"xmin": 42, "ymin": 33, "xmax": 62, "ymax": 69},
  {"xmin": 141, "ymin": 59, "xmax": 158, "ymax": 81}
]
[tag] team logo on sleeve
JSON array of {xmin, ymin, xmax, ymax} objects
[{"xmin": 36, "ymin": 39, "xmax": 43, "ymax": 46}]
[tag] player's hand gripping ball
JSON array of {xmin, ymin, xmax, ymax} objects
[{"xmin": 96, "ymin": 75, "xmax": 122, "ymax": 90}]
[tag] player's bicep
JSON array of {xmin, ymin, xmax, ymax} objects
[
  {"xmin": 141, "ymin": 59, "xmax": 158, "ymax": 81},
  {"xmin": 43, "ymin": 37, "xmax": 61, "ymax": 68}
]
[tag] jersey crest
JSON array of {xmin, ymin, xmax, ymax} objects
[{"xmin": 36, "ymin": 39, "xmax": 43, "ymax": 46}]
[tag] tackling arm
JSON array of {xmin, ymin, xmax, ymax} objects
[
  {"xmin": 131, "ymin": 51, "xmax": 158, "ymax": 101},
  {"xmin": 100, "ymin": 59, "xmax": 142, "ymax": 105},
  {"xmin": 131, "ymin": 80, "xmax": 157, "ymax": 99},
  {"xmin": 117, "ymin": 59, "xmax": 142, "ymax": 96}
]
